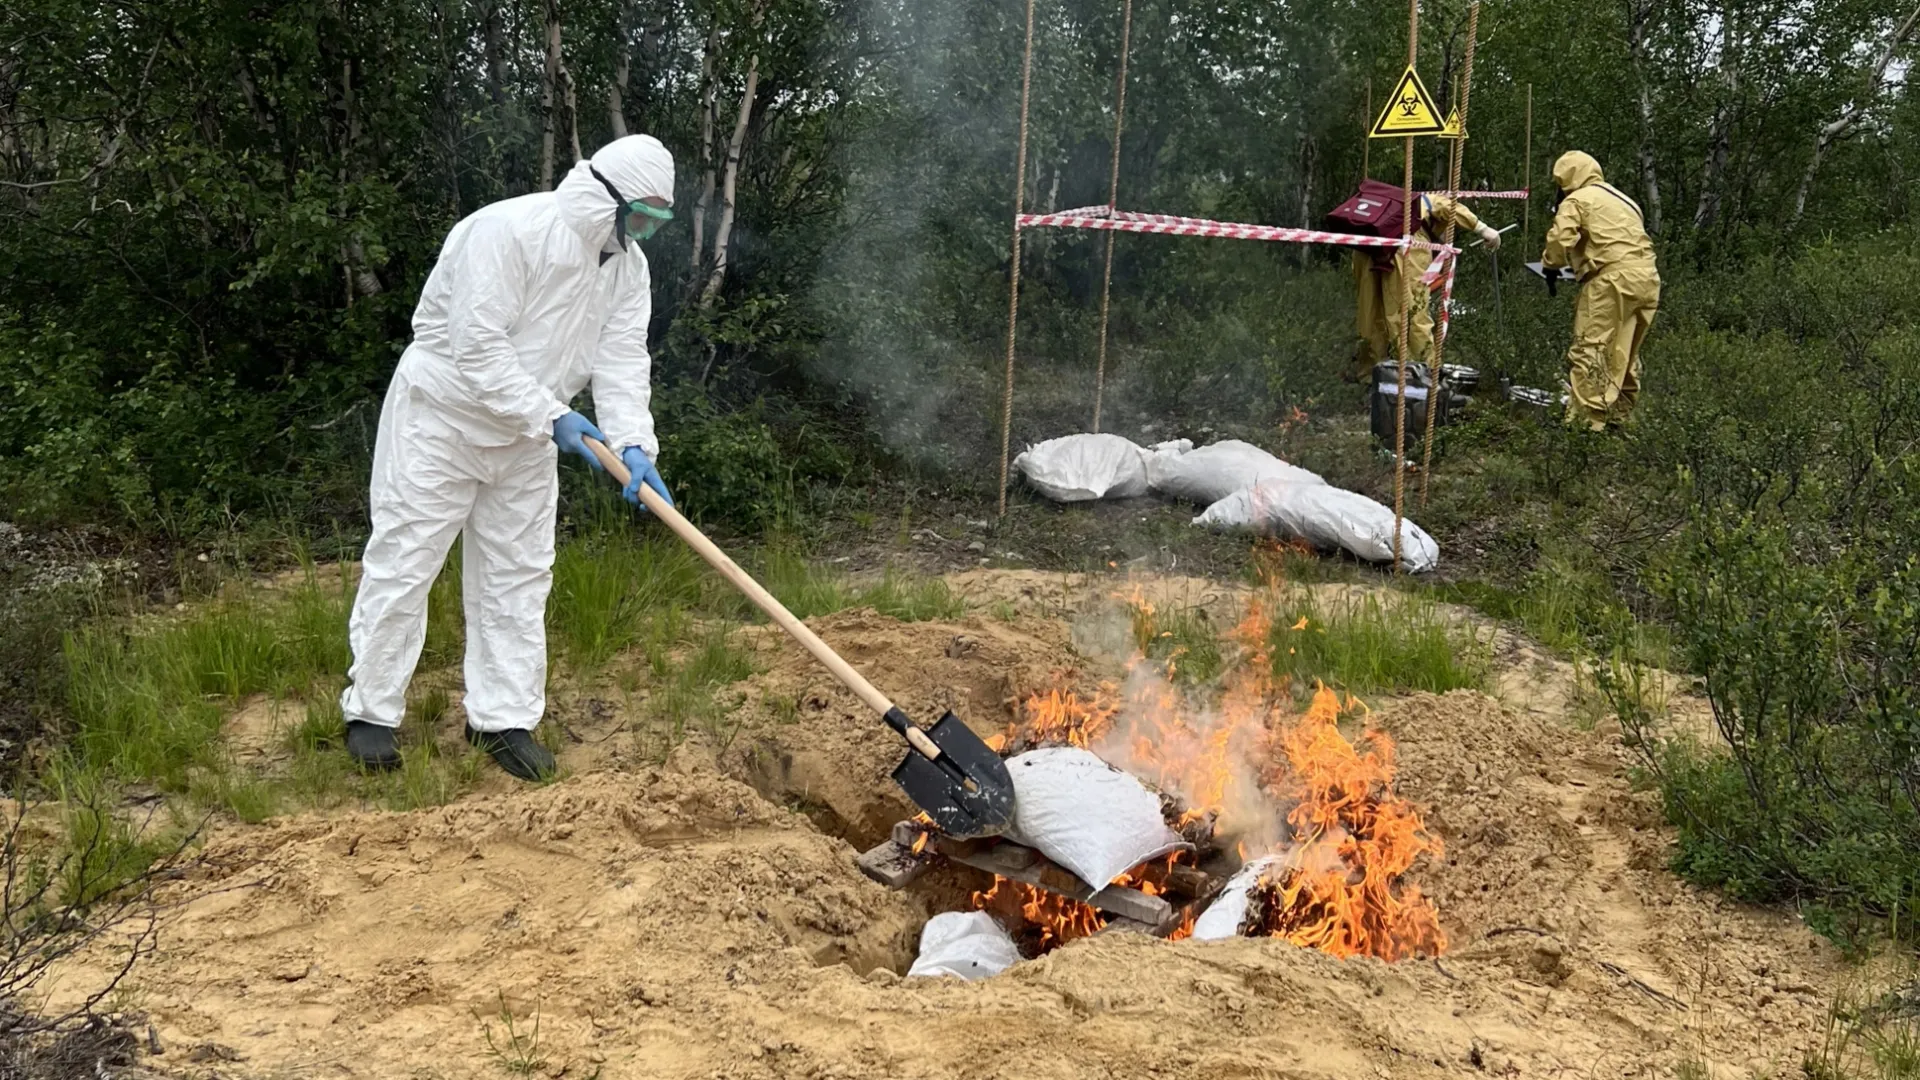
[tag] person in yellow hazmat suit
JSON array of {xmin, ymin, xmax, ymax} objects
[
  {"xmin": 1347, "ymin": 192, "xmax": 1501, "ymax": 381},
  {"xmin": 1540, "ymin": 151, "xmax": 1660, "ymax": 430}
]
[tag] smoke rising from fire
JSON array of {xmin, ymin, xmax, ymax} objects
[{"xmin": 1090, "ymin": 660, "xmax": 1290, "ymax": 857}]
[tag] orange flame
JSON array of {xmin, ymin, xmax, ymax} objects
[
  {"xmin": 972, "ymin": 877, "xmax": 1106, "ymax": 950},
  {"xmin": 987, "ymin": 584, "xmax": 1445, "ymax": 962},
  {"xmin": 1249, "ymin": 686, "xmax": 1446, "ymax": 960},
  {"xmin": 1000, "ymin": 686, "xmax": 1118, "ymax": 751}
]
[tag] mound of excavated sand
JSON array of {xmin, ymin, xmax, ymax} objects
[
  {"xmin": 93, "ymin": 768, "xmax": 923, "ymax": 1074},
  {"xmin": 51, "ymin": 576, "xmax": 1846, "ymax": 1079}
]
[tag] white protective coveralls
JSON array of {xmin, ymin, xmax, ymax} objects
[{"xmin": 340, "ymin": 135, "xmax": 673, "ymax": 734}]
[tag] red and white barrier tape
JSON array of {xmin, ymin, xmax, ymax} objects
[
  {"xmin": 1436, "ymin": 189, "xmax": 1529, "ymax": 200},
  {"xmin": 1436, "ymin": 254, "xmax": 1459, "ymax": 346},
  {"xmin": 1018, "ymin": 211, "xmax": 1460, "ymax": 254}
]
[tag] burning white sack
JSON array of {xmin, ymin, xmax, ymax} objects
[
  {"xmin": 1189, "ymin": 856, "xmax": 1281, "ymax": 941},
  {"xmin": 1005, "ymin": 747, "xmax": 1186, "ymax": 888},
  {"xmin": 1194, "ymin": 481, "xmax": 1440, "ymax": 573},
  {"xmin": 1144, "ymin": 439, "xmax": 1325, "ymax": 505},
  {"xmin": 907, "ymin": 911, "xmax": 1021, "ymax": 980},
  {"xmin": 1012, "ymin": 433, "xmax": 1151, "ymax": 502}
]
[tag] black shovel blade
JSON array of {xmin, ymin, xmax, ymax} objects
[{"xmin": 889, "ymin": 711, "xmax": 1016, "ymax": 838}]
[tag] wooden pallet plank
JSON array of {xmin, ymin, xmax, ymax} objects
[
  {"xmin": 856, "ymin": 839, "xmax": 931, "ymax": 888},
  {"xmin": 1086, "ymin": 882, "xmax": 1175, "ymax": 925}
]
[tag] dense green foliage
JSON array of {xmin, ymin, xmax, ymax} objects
[
  {"xmin": 8, "ymin": 0, "xmax": 1920, "ymax": 530},
  {"xmin": 1522, "ymin": 236, "xmax": 1920, "ymax": 940}
]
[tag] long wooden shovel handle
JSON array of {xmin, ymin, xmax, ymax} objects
[{"xmin": 582, "ymin": 438, "xmax": 944, "ymax": 763}]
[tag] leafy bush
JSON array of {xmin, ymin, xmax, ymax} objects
[
  {"xmin": 1606, "ymin": 508, "xmax": 1920, "ymax": 936},
  {"xmin": 655, "ymin": 389, "xmax": 792, "ymax": 532}
]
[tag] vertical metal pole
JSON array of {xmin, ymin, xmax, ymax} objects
[
  {"xmin": 1091, "ymin": 0, "xmax": 1134, "ymax": 434},
  {"xmin": 1362, "ymin": 77, "xmax": 1372, "ymax": 181},
  {"xmin": 998, "ymin": 0, "xmax": 1039, "ymax": 517},
  {"xmin": 1391, "ymin": 0, "xmax": 1419, "ymax": 574},
  {"xmin": 1523, "ymin": 83, "xmax": 1534, "ymax": 243}
]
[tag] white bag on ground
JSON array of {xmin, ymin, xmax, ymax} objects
[
  {"xmin": 1191, "ymin": 856, "xmax": 1280, "ymax": 941},
  {"xmin": 1012, "ymin": 434, "xmax": 1150, "ymax": 502},
  {"xmin": 1143, "ymin": 439, "xmax": 1325, "ymax": 505},
  {"xmin": 1005, "ymin": 747, "xmax": 1185, "ymax": 888},
  {"xmin": 907, "ymin": 911, "xmax": 1020, "ymax": 980},
  {"xmin": 1194, "ymin": 481, "xmax": 1440, "ymax": 573}
]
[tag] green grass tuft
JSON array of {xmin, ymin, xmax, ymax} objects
[
  {"xmin": 758, "ymin": 547, "xmax": 852, "ymax": 620},
  {"xmin": 857, "ymin": 570, "xmax": 966, "ymax": 622},
  {"xmin": 1267, "ymin": 588, "xmax": 1489, "ymax": 696},
  {"xmin": 548, "ymin": 531, "xmax": 705, "ymax": 671},
  {"xmin": 638, "ymin": 627, "xmax": 758, "ymax": 758},
  {"xmin": 47, "ymin": 769, "xmax": 184, "ymax": 910},
  {"xmin": 1125, "ymin": 599, "xmax": 1226, "ymax": 685},
  {"xmin": 1805, "ymin": 970, "xmax": 1920, "ymax": 1080},
  {"xmin": 756, "ymin": 548, "xmax": 963, "ymax": 623},
  {"xmin": 420, "ymin": 548, "xmax": 464, "ymax": 669}
]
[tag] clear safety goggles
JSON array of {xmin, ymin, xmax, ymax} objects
[{"xmin": 591, "ymin": 166, "xmax": 674, "ymax": 247}]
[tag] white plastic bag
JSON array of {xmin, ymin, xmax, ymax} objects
[
  {"xmin": 907, "ymin": 911, "xmax": 1021, "ymax": 980},
  {"xmin": 1190, "ymin": 856, "xmax": 1280, "ymax": 941},
  {"xmin": 1012, "ymin": 434, "xmax": 1150, "ymax": 503},
  {"xmin": 1143, "ymin": 439, "xmax": 1325, "ymax": 505},
  {"xmin": 1005, "ymin": 747, "xmax": 1185, "ymax": 888},
  {"xmin": 1194, "ymin": 481, "xmax": 1439, "ymax": 572}
]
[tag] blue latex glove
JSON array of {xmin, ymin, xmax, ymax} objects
[
  {"xmin": 551, "ymin": 411, "xmax": 607, "ymax": 470},
  {"xmin": 621, "ymin": 447, "xmax": 673, "ymax": 512}
]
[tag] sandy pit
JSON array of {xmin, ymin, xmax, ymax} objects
[{"xmin": 57, "ymin": 572, "xmax": 1843, "ymax": 1079}]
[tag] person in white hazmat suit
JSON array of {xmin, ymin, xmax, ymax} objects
[{"xmin": 340, "ymin": 135, "xmax": 677, "ymax": 780}]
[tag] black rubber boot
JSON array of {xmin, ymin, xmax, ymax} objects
[
  {"xmin": 345, "ymin": 721, "xmax": 402, "ymax": 771},
  {"xmin": 465, "ymin": 726, "xmax": 557, "ymax": 782}
]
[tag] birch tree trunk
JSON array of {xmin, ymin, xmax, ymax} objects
[
  {"xmin": 482, "ymin": 0, "xmax": 507, "ymax": 109},
  {"xmin": 1789, "ymin": 2, "xmax": 1920, "ymax": 228},
  {"xmin": 608, "ymin": 0, "xmax": 633, "ymax": 138},
  {"xmin": 702, "ymin": 50, "xmax": 760, "ymax": 305},
  {"xmin": 539, "ymin": 0, "xmax": 562, "ymax": 189},
  {"xmin": 1297, "ymin": 132, "xmax": 1316, "ymax": 267},
  {"xmin": 563, "ymin": 55, "xmax": 582, "ymax": 164},
  {"xmin": 1693, "ymin": 9, "xmax": 1738, "ymax": 230},
  {"xmin": 691, "ymin": 27, "xmax": 720, "ymax": 272},
  {"xmin": 1625, "ymin": 0, "xmax": 1664, "ymax": 234}
]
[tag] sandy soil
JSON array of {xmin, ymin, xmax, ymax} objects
[{"xmin": 58, "ymin": 572, "xmax": 1840, "ymax": 1080}]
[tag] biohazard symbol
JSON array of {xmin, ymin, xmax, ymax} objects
[
  {"xmin": 1370, "ymin": 66, "xmax": 1446, "ymax": 138},
  {"xmin": 1438, "ymin": 108, "xmax": 1467, "ymax": 140}
]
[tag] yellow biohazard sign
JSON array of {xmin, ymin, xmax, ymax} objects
[
  {"xmin": 1437, "ymin": 108, "xmax": 1467, "ymax": 140},
  {"xmin": 1370, "ymin": 66, "xmax": 1446, "ymax": 138}
]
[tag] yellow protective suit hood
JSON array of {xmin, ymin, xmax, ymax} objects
[{"xmin": 1552, "ymin": 151, "xmax": 1605, "ymax": 194}]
